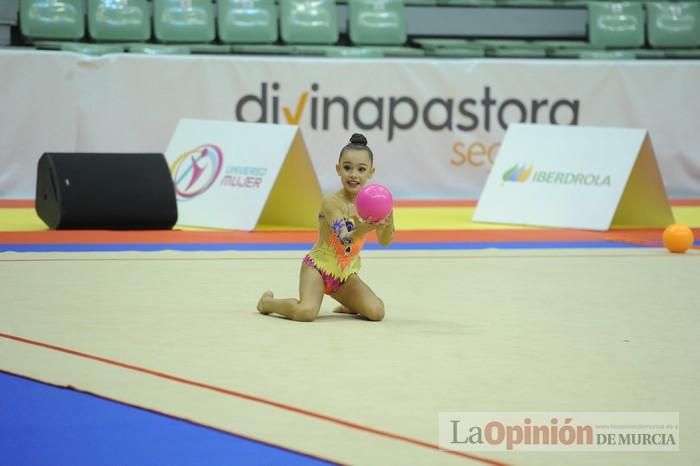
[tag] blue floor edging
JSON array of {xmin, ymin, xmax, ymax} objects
[
  {"xmin": 0, "ymin": 241, "xmax": 647, "ymax": 253},
  {"xmin": 0, "ymin": 371, "xmax": 336, "ymax": 466}
]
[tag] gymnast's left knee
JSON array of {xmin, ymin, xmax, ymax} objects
[{"xmin": 365, "ymin": 301, "xmax": 385, "ymax": 321}]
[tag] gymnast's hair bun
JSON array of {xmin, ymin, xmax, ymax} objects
[{"xmin": 350, "ymin": 133, "xmax": 367, "ymax": 146}]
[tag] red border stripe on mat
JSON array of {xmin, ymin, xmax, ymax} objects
[
  {"xmin": 1, "ymin": 228, "xmax": 693, "ymax": 245},
  {"xmin": 0, "ymin": 200, "xmax": 35, "ymax": 208},
  {"xmin": 0, "ymin": 332, "xmax": 509, "ymax": 466},
  {"xmin": 667, "ymin": 199, "xmax": 700, "ymax": 206}
]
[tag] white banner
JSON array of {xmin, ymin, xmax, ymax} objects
[
  {"xmin": 1, "ymin": 50, "xmax": 700, "ymax": 200},
  {"xmin": 473, "ymin": 124, "xmax": 674, "ymax": 230},
  {"xmin": 165, "ymin": 119, "xmax": 321, "ymax": 230}
]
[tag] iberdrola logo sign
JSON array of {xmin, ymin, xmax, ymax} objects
[
  {"xmin": 503, "ymin": 164, "xmax": 533, "ymax": 182},
  {"xmin": 503, "ymin": 163, "xmax": 611, "ymax": 187}
]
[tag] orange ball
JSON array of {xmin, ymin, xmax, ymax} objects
[{"xmin": 662, "ymin": 224, "xmax": 694, "ymax": 253}]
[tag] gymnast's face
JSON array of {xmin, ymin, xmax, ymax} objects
[{"xmin": 336, "ymin": 149, "xmax": 374, "ymax": 196}]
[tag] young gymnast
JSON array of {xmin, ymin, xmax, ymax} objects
[{"xmin": 257, "ymin": 133, "xmax": 395, "ymax": 322}]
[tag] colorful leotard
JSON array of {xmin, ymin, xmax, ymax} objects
[{"xmin": 303, "ymin": 208, "xmax": 367, "ymax": 295}]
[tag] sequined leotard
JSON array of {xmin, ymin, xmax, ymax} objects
[{"xmin": 302, "ymin": 201, "xmax": 367, "ymax": 295}]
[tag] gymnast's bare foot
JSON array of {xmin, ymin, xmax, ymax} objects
[
  {"xmin": 332, "ymin": 305, "xmax": 357, "ymax": 315},
  {"xmin": 257, "ymin": 291, "xmax": 273, "ymax": 315}
]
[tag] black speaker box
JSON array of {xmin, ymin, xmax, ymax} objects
[{"xmin": 35, "ymin": 153, "xmax": 178, "ymax": 230}]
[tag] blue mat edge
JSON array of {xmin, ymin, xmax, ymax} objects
[
  {"xmin": 0, "ymin": 241, "xmax": 650, "ymax": 253},
  {"xmin": 0, "ymin": 369, "xmax": 338, "ymax": 466}
]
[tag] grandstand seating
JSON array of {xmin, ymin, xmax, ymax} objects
[
  {"xmin": 153, "ymin": 0, "xmax": 216, "ymax": 43},
  {"xmin": 588, "ymin": 2, "xmax": 645, "ymax": 48},
  {"xmin": 280, "ymin": 0, "xmax": 339, "ymax": 45},
  {"xmin": 348, "ymin": 0, "xmax": 407, "ymax": 46},
  {"xmin": 218, "ymin": 0, "xmax": 278, "ymax": 44},
  {"xmin": 20, "ymin": 0, "xmax": 85, "ymax": 41},
  {"xmin": 88, "ymin": 0, "xmax": 151, "ymax": 43},
  {"xmin": 8, "ymin": 0, "xmax": 700, "ymax": 59},
  {"xmin": 647, "ymin": 1, "xmax": 700, "ymax": 49}
]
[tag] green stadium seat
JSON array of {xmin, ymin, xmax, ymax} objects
[
  {"xmin": 361, "ymin": 45, "xmax": 425, "ymax": 57},
  {"xmin": 218, "ymin": 0, "xmax": 278, "ymax": 44},
  {"xmin": 535, "ymin": 40, "xmax": 601, "ymax": 57},
  {"xmin": 280, "ymin": 0, "xmax": 338, "ymax": 45},
  {"xmin": 348, "ymin": 0, "xmax": 407, "ymax": 46},
  {"xmin": 88, "ymin": 0, "xmax": 150, "ymax": 43},
  {"xmin": 474, "ymin": 39, "xmax": 544, "ymax": 50},
  {"xmin": 663, "ymin": 48, "xmax": 700, "ymax": 58},
  {"xmin": 412, "ymin": 38, "xmax": 473, "ymax": 49},
  {"xmin": 33, "ymin": 41, "xmax": 68, "ymax": 51},
  {"xmin": 127, "ymin": 44, "xmax": 192, "ymax": 54},
  {"xmin": 289, "ymin": 44, "xmax": 338, "ymax": 55},
  {"xmin": 153, "ymin": 0, "xmax": 216, "ymax": 44},
  {"xmin": 231, "ymin": 44, "xmax": 297, "ymax": 54},
  {"xmin": 487, "ymin": 46, "xmax": 548, "ymax": 58},
  {"xmin": 20, "ymin": 0, "xmax": 85, "ymax": 40},
  {"xmin": 547, "ymin": 48, "xmax": 586, "ymax": 58},
  {"xmin": 354, "ymin": 0, "xmax": 434, "ymax": 4},
  {"xmin": 438, "ymin": 0, "xmax": 497, "ymax": 5},
  {"xmin": 325, "ymin": 46, "xmax": 384, "ymax": 57},
  {"xmin": 633, "ymin": 49, "xmax": 667, "ymax": 58},
  {"xmin": 578, "ymin": 49, "xmax": 637, "ymax": 59},
  {"xmin": 287, "ymin": 44, "xmax": 421, "ymax": 57},
  {"xmin": 60, "ymin": 43, "xmax": 126, "ymax": 55},
  {"xmin": 647, "ymin": 2, "xmax": 700, "ymax": 49},
  {"xmin": 189, "ymin": 44, "xmax": 234, "ymax": 54},
  {"xmin": 588, "ymin": 2, "xmax": 645, "ymax": 48},
  {"xmin": 556, "ymin": 0, "xmax": 590, "ymax": 8},
  {"xmin": 533, "ymin": 40, "xmax": 596, "ymax": 50},
  {"xmin": 563, "ymin": 48, "xmax": 663, "ymax": 59},
  {"xmin": 474, "ymin": 39, "xmax": 529, "ymax": 47},
  {"xmin": 500, "ymin": 0, "xmax": 556, "ymax": 6},
  {"xmin": 425, "ymin": 47, "xmax": 485, "ymax": 57},
  {"xmin": 412, "ymin": 38, "xmax": 486, "ymax": 57}
]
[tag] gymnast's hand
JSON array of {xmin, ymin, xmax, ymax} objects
[
  {"xmin": 371, "ymin": 212, "xmax": 394, "ymax": 226},
  {"xmin": 356, "ymin": 211, "xmax": 393, "ymax": 234},
  {"xmin": 366, "ymin": 211, "xmax": 393, "ymax": 227}
]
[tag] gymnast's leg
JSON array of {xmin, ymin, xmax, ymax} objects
[
  {"xmin": 330, "ymin": 274, "xmax": 385, "ymax": 322},
  {"xmin": 257, "ymin": 263, "xmax": 325, "ymax": 322}
]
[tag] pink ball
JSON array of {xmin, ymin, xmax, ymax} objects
[{"xmin": 356, "ymin": 184, "xmax": 393, "ymax": 222}]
